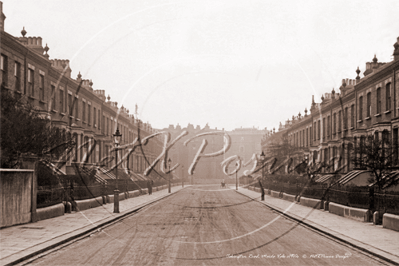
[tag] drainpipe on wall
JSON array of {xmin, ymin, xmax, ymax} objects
[
  {"xmin": 394, "ymin": 67, "xmax": 397, "ymax": 118},
  {"xmin": 24, "ymin": 49, "xmax": 28, "ymax": 95}
]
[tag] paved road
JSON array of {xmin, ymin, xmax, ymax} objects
[{"xmin": 28, "ymin": 185, "xmax": 388, "ymax": 265}]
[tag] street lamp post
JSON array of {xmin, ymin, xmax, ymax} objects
[
  {"xmin": 182, "ymin": 165, "xmax": 184, "ymax": 188},
  {"xmin": 113, "ymin": 128, "xmax": 122, "ymax": 213},
  {"xmin": 236, "ymin": 161, "xmax": 239, "ymax": 190},
  {"xmin": 260, "ymin": 151, "xmax": 265, "ymax": 180},
  {"xmin": 168, "ymin": 158, "xmax": 171, "ymax": 193},
  {"xmin": 260, "ymin": 151, "xmax": 265, "ymax": 201}
]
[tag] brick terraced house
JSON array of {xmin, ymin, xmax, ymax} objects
[
  {"xmin": 0, "ymin": 2, "xmax": 164, "ymax": 178},
  {"xmin": 261, "ymin": 36, "xmax": 399, "ymax": 181}
]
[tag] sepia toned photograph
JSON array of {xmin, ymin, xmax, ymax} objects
[{"xmin": 1, "ymin": 0, "xmax": 399, "ymax": 265}]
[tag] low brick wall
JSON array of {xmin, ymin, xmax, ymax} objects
[
  {"xmin": 128, "ymin": 190, "xmax": 140, "ymax": 198},
  {"xmin": 346, "ymin": 206, "xmax": 370, "ymax": 222},
  {"xmin": 37, "ymin": 203, "xmax": 64, "ymax": 221},
  {"xmin": 300, "ymin": 196, "xmax": 322, "ymax": 209},
  {"xmin": 254, "ymin": 187, "xmax": 260, "ymax": 192},
  {"xmin": 94, "ymin": 196, "xmax": 104, "ymax": 207},
  {"xmin": 329, "ymin": 202, "xmax": 345, "ymax": 216},
  {"xmin": 270, "ymin": 190, "xmax": 280, "ymax": 198},
  {"xmin": 282, "ymin": 193, "xmax": 296, "ymax": 202},
  {"xmin": 73, "ymin": 199, "xmax": 91, "ymax": 211},
  {"xmin": 106, "ymin": 194, "xmax": 114, "ymax": 203},
  {"xmin": 74, "ymin": 197, "xmax": 104, "ymax": 211},
  {"xmin": 383, "ymin": 213, "xmax": 399, "ymax": 232},
  {"xmin": 323, "ymin": 201, "xmax": 329, "ymax": 211},
  {"xmin": 142, "ymin": 188, "xmax": 148, "ymax": 194},
  {"xmin": 329, "ymin": 202, "xmax": 370, "ymax": 222},
  {"xmin": 118, "ymin": 193, "xmax": 125, "ymax": 201}
]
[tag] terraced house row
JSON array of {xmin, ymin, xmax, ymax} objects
[
  {"xmin": 262, "ymin": 36, "xmax": 399, "ymax": 177},
  {"xmin": 0, "ymin": 8, "xmax": 163, "ymax": 177}
]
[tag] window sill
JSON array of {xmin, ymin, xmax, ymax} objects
[
  {"xmin": 365, "ymin": 117, "xmax": 371, "ymax": 120},
  {"xmin": 357, "ymin": 120, "xmax": 363, "ymax": 123},
  {"xmin": 76, "ymin": 118, "xmax": 81, "ymax": 121},
  {"xmin": 82, "ymin": 121, "xmax": 86, "ymax": 124},
  {"xmin": 384, "ymin": 110, "xmax": 391, "ymax": 114},
  {"xmin": 350, "ymin": 127, "xmax": 354, "ymax": 130},
  {"xmin": 51, "ymin": 109, "xmax": 58, "ymax": 113},
  {"xmin": 344, "ymin": 128, "xmax": 348, "ymax": 132},
  {"xmin": 15, "ymin": 90, "xmax": 22, "ymax": 95},
  {"xmin": 374, "ymin": 113, "xmax": 381, "ymax": 117},
  {"xmin": 60, "ymin": 112, "xmax": 66, "ymax": 116},
  {"xmin": 28, "ymin": 96, "xmax": 35, "ymax": 100},
  {"xmin": 69, "ymin": 116, "xmax": 75, "ymax": 119},
  {"xmin": 39, "ymin": 100, "xmax": 46, "ymax": 104}
]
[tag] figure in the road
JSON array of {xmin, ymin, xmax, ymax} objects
[
  {"xmin": 147, "ymin": 179, "xmax": 153, "ymax": 195},
  {"xmin": 258, "ymin": 179, "xmax": 265, "ymax": 201},
  {"xmin": 220, "ymin": 179, "xmax": 225, "ymax": 188}
]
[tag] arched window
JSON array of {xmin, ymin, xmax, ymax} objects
[
  {"xmin": 73, "ymin": 133, "xmax": 78, "ymax": 162},
  {"xmin": 376, "ymin": 87, "xmax": 381, "ymax": 114},
  {"xmin": 366, "ymin": 92, "xmax": 371, "ymax": 117},
  {"xmin": 353, "ymin": 137, "xmax": 357, "ymax": 168},
  {"xmin": 318, "ymin": 120, "xmax": 321, "ymax": 140},
  {"xmin": 386, "ymin": 83, "xmax": 391, "ymax": 111},
  {"xmin": 80, "ymin": 134, "xmax": 84, "ymax": 162},
  {"xmin": 84, "ymin": 136, "xmax": 89, "ymax": 163},
  {"xmin": 360, "ymin": 136, "xmax": 365, "ymax": 167},
  {"xmin": 347, "ymin": 143, "xmax": 353, "ymax": 171},
  {"xmin": 359, "ymin": 96, "xmax": 363, "ymax": 120},
  {"xmin": 393, "ymin": 128, "xmax": 398, "ymax": 165},
  {"xmin": 97, "ymin": 140, "xmax": 101, "ymax": 164},
  {"xmin": 382, "ymin": 130, "xmax": 390, "ymax": 145}
]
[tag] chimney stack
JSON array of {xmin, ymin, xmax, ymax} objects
[
  {"xmin": 0, "ymin": 1, "xmax": 5, "ymax": 32},
  {"xmin": 394, "ymin": 36, "xmax": 399, "ymax": 61}
]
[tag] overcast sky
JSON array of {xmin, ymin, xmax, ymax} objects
[{"xmin": 3, "ymin": 0, "xmax": 399, "ymax": 131}]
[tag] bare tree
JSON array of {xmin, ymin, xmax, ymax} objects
[
  {"xmin": 1, "ymin": 88, "xmax": 75, "ymax": 168},
  {"xmin": 351, "ymin": 134, "xmax": 396, "ymax": 190}
]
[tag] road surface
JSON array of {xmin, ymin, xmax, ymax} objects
[{"xmin": 28, "ymin": 185, "xmax": 388, "ymax": 265}]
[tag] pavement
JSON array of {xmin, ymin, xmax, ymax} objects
[
  {"xmin": 1, "ymin": 184, "xmax": 398, "ymax": 265},
  {"xmin": 235, "ymin": 186, "xmax": 399, "ymax": 265},
  {"xmin": 0, "ymin": 185, "xmax": 184, "ymax": 266},
  {"xmin": 22, "ymin": 184, "xmax": 387, "ymax": 265}
]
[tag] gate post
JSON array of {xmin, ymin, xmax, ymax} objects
[
  {"xmin": 368, "ymin": 186, "xmax": 375, "ymax": 212},
  {"xmin": 31, "ymin": 162, "xmax": 38, "ymax": 223}
]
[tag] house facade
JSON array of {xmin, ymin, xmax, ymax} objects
[
  {"xmin": 261, "ymin": 36, "xmax": 399, "ymax": 175},
  {"xmin": 0, "ymin": 3, "xmax": 164, "ymax": 177}
]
